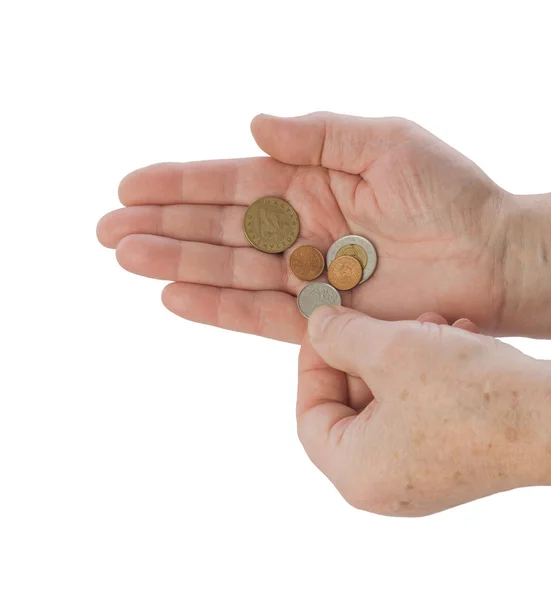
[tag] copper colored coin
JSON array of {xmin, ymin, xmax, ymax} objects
[
  {"xmin": 289, "ymin": 246, "xmax": 325, "ymax": 281},
  {"xmin": 327, "ymin": 255, "xmax": 362, "ymax": 290}
]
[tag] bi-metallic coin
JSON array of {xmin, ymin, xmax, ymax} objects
[
  {"xmin": 326, "ymin": 235, "xmax": 377, "ymax": 283},
  {"xmin": 335, "ymin": 244, "xmax": 368, "ymax": 269}
]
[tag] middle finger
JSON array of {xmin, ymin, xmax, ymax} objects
[{"xmin": 116, "ymin": 234, "xmax": 298, "ymax": 293}]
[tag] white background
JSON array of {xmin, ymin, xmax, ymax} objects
[{"xmin": 1, "ymin": 1, "xmax": 551, "ymax": 598}]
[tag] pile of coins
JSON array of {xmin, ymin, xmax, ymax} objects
[{"xmin": 243, "ymin": 196, "xmax": 378, "ymax": 318}]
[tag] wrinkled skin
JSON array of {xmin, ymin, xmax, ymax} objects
[
  {"xmin": 97, "ymin": 112, "xmax": 508, "ymax": 343},
  {"xmin": 300, "ymin": 306, "xmax": 551, "ymax": 517}
]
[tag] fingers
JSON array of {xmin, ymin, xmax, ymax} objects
[
  {"xmin": 297, "ymin": 333, "xmax": 357, "ymax": 476},
  {"xmin": 307, "ymin": 306, "xmax": 402, "ymax": 392},
  {"xmin": 116, "ymin": 234, "xmax": 295, "ymax": 292},
  {"xmin": 97, "ymin": 205, "xmax": 247, "ymax": 249},
  {"xmin": 162, "ymin": 283, "xmax": 305, "ymax": 343},
  {"xmin": 418, "ymin": 312, "xmax": 480, "ymax": 333},
  {"xmin": 306, "ymin": 307, "xmax": 481, "ymax": 400},
  {"xmin": 417, "ymin": 312, "xmax": 448, "ymax": 325},
  {"xmin": 251, "ymin": 112, "xmax": 417, "ymax": 174},
  {"xmin": 118, "ymin": 158, "xmax": 296, "ymax": 207}
]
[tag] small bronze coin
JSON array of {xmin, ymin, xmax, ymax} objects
[
  {"xmin": 336, "ymin": 244, "xmax": 368, "ymax": 269},
  {"xmin": 327, "ymin": 255, "xmax": 362, "ymax": 291},
  {"xmin": 243, "ymin": 196, "xmax": 299, "ymax": 253},
  {"xmin": 289, "ymin": 246, "xmax": 325, "ymax": 281}
]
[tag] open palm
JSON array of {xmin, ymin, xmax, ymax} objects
[{"xmin": 97, "ymin": 112, "xmax": 507, "ymax": 343}]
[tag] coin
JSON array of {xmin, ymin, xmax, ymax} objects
[
  {"xmin": 297, "ymin": 283, "xmax": 342, "ymax": 318},
  {"xmin": 327, "ymin": 255, "xmax": 362, "ymax": 290},
  {"xmin": 289, "ymin": 246, "xmax": 325, "ymax": 281},
  {"xmin": 336, "ymin": 244, "xmax": 368, "ymax": 269},
  {"xmin": 326, "ymin": 235, "xmax": 377, "ymax": 284},
  {"xmin": 243, "ymin": 197, "xmax": 299, "ymax": 253}
]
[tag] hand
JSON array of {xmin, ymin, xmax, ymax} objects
[
  {"xmin": 97, "ymin": 111, "xmax": 513, "ymax": 343},
  {"xmin": 298, "ymin": 306, "xmax": 551, "ymax": 516}
]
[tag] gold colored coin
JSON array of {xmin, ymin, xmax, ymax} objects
[
  {"xmin": 289, "ymin": 246, "xmax": 325, "ymax": 281},
  {"xmin": 336, "ymin": 244, "xmax": 368, "ymax": 269},
  {"xmin": 243, "ymin": 197, "xmax": 299, "ymax": 253},
  {"xmin": 327, "ymin": 256, "xmax": 362, "ymax": 291}
]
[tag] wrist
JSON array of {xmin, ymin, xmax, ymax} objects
[
  {"xmin": 498, "ymin": 192, "xmax": 551, "ymax": 337},
  {"xmin": 508, "ymin": 360, "xmax": 551, "ymax": 488}
]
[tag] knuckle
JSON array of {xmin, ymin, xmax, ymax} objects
[
  {"xmin": 378, "ymin": 326, "xmax": 419, "ymax": 364},
  {"xmin": 333, "ymin": 311, "xmax": 364, "ymax": 337},
  {"xmin": 327, "ymin": 312, "xmax": 368, "ymax": 354},
  {"xmin": 382, "ymin": 115, "xmax": 419, "ymax": 137},
  {"xmin": 306, "ymin": 110, "xmax": 335, "ymax": 121}
]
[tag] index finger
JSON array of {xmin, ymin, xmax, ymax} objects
[
  {"xmin": 297, "ymin": 333, "xmax": 357, "ymax": 478},
  {"xmin": 118, "ymin": 157, "xmax": 296, "ymax": 206}
]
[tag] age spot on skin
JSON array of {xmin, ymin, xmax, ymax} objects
[
  {"xmin": 400, "ymin": 389, "xmax": 409, "ymax": 401},
  {"xmin": 453, "ymin": 471, "xmax": 466, "ymax": 484},
  {"xmin": 420, "ymin": 374, "xmax": 427, "ymax": 384},
  {"xmin": 406, "ymin": 483, "xmax": 415, "ymax": 490},
  {"xmin": 457, "ymin": 351, "xmax": 469, "ymax": 361},
  {"xmin": 505, "ymin": 427, "xmax": 519, "ymax": 443},
  {"xmin": 483, "ymin": 392, "xmax": 491, "ymax": 404},
  {"xmin": 398, "ymin": 500, "xmax": 411, "ymax": 508}
]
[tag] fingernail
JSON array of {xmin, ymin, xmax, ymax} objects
[
  {"xmin": 452, "ymin": 318, "xmax": 479, "ymax": 333},
  {"xmin": 308, "ymin": 306, "xmax": 338, "ymax": 340}
]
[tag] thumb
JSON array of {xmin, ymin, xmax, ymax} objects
[
  {"xmin": 308, "ymin": 305, "xmax": 406, "ymax": 390},
  {"xmin": 250, "ymin": 111, "xmax": 415, "ymax": 174}
]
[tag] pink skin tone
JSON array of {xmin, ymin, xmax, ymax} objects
[
  {"xmin": 97, "ymin": 112, "xmax": 551, "ymax": 515},
  {"xmin": 300, "ymin": 306, "xmax": 551, "ymax": 516}
]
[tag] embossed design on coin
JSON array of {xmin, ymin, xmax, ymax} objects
[
  {"xmin": 297, "ymin": 283, "xmax": 342, "ymax": 318},
  {"xmin": 243, "ymin": 197, "xmax": 299, "ymax": 253},
  {"xmin": 336, "ymin": 244, "xmax": 368, "ymax": 269},
  {"xmin": 289, "ymin": 245, "xmax": 325, "ymax": 281},
  {"xmin": 326, "ymin": 235, "xmax": 378, "ymax": 283},
  {"xmin": 327, "ymin": 255, "xmax": 362, "ymax": 290}
]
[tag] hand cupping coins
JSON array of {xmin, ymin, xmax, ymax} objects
[{"xmin": 244, "ymin": 196, "xmax": 377, "ymax": 318}]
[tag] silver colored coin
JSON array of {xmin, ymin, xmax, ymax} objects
[
  {"xmin": 297, "ymin": 283, "xmax": 342, "ymax": 319},
  {"xmin": 326, "ymin": 235, "xmax": 377, "ymax": 284}
]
